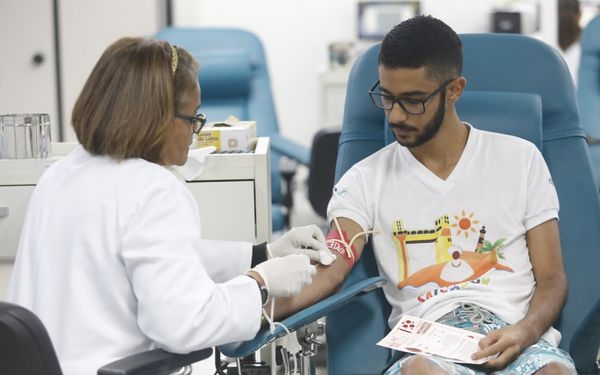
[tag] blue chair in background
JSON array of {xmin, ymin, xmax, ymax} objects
[
  {"xmin": 578, "ymin": 14, "xmax": 600, "ymax": 188},
  {"xmin": 325, "ymin": 33, "xmax": 600, "ymax": 375},
  {"xmin": 155, "ymin": 27, "xmax": 310, "ymax": 232}
]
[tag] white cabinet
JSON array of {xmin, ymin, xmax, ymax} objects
[
  {"xmin": 187, "ymin": 181, "xmax": 256, "ymax": 242},
  {"xmin": 0, "ymin": 157, "xmax": 59, "ymax": 260},
  {"xmin": 0, "ymin": 186, "xmax": 36, "ymax": 259},
  {"xmin": 184, "ymin": 137, "xmax": 272, "ymax": 244}
]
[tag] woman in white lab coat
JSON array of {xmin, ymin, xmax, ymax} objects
[{"xmin": 5, "ymin": 37, "xmax": 333, "ymax": 375}]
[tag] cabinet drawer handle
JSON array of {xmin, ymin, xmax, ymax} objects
[{"xmin": 0, "ymin": 207, "xmax": 9, "ymax": 217}]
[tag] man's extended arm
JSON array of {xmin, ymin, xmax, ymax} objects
[
  {"xmin": 272, "ymin": 217, "xmax": 369, "ymax": 319},
  {"xmin": 472, "ymin": 218, "xmax": 567, "ymax": 369}
]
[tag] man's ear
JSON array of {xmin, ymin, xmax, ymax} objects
[{"xmin": 447, "ymin": 77, "xmax": 467, "ymax": 103}]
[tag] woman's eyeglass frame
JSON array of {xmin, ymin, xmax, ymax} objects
[{"xmin": 176, "ymin": 113, "xmax": 207, "ymax": 134}]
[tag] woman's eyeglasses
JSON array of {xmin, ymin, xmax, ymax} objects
[{"xmin": 176, "ymin": 113, "xmax": 207, "ymax": 134}]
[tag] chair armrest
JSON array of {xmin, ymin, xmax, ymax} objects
[
  {"xmin": 97, "ymin": 348, "xmax": 213, "ymax": 375},
  {"xmin": 270, "ymin": 135, "xmax": 310, "ymax": 165},
  {"xmin": 569, "ymin": 298, "xmax": 600, "ymax": 375},
  {"xmin": 218, "ymin": 276, "xmax": 387, "ymax": 358}
]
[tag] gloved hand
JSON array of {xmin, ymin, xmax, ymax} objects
[
  {"xmin": 251, "ymin": 254, "xmax": 317, "ymax": 297},
  {"xmin": 268, "ymin": 224, "xmax": 335, "ymax": 265}
]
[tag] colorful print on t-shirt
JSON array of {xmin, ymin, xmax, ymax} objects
[{"xmin": 391, "ymin": 212, "xmax": 513, "ymax": 290}]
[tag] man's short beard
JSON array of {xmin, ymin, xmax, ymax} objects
[{"xmin": 392, "ymin": 91, "xmax": 446, "ymax": 148}]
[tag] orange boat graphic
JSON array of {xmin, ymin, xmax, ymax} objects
[{"xmin": 397, "ymin": 249, "xmax": 513, "ymax": 289}]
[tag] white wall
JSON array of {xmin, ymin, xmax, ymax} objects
[{"xmin": 173, "ymin": 0, "xmax": 557, "ymax": 148}]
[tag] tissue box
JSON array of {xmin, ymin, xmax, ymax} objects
[{"xmin": 194, "ymin": 121, "xmax": 257, "ymax": 153}]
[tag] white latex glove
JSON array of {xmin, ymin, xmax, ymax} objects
[
  {"xmin": 268, "ymin": 224, "xmax": 335, "ymax": 265},
  {"xmin": 252, "ymin": 254, "xmax": 316, "ymax": 297}
]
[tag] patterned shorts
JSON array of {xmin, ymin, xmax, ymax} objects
[{"xmin": 384, "ymin": 303, "xmax": 577, "ymax": 375}]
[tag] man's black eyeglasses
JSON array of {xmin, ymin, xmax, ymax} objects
[
  {"xmin": 176, "ymin": 113, "xmax": 207, "ymax": 134},
  {"xmin": 368, "ymin": 78, "xmax": 455, "ymax": 115}
]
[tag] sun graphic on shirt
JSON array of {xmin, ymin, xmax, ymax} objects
[{"xmin": 451, "ymin": 210, "xmax": 480, "ymax": 238}]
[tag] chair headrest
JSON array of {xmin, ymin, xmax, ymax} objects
[
  {"xmin": 458, "ymin": 91, "xmax": 543, "ymax": 151},
  {"xmin": 460, "ymin": 34, "xmax": 579, "ymax": 135},
  {"xmin": 193, "ymin": 49, "xmax": 253, "ymax": 97}
]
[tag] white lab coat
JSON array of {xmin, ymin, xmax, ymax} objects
[{"xmin": 5, "ymin": 146, "xmax": 262, "ymax": 375}]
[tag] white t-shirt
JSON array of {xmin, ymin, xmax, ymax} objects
[
  {"xmin": 328, "ymin": 125, "xmax": 561, "ymax": 345},
  {"xmin": 6, "ymin": 145, "xmax": 262, "ymax": 375}
]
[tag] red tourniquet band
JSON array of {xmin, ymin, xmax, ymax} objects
[{"xmin": 326, "ymin": 229, "xmax": 359, "ymax": 268}]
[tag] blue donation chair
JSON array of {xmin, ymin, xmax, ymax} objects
[
  {"xmin": 0, "ymin": 301, "xmax": 212, "ymax": 375},
  {"xmin": 325, "ymin": 33, "xmax": 600, "ymax": 374},
  {"xmin": 155, "ymin": 27, "xmax": 310, "ymax": 232},
  {"xmin": 220, "ymin": 33, "xmax": 600, "ymax": 375},
  {"xmin": 578, "ymin": 14, "xmax": 600, "ymax": 188}
]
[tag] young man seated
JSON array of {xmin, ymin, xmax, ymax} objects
[{"xmin": 275, "ymin": 15, "xmax": 576, "ymax": 375}]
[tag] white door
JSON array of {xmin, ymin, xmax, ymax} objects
[{"xmin": 0, "ymin": 0, "xmax": 60, "ymax": 142}]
